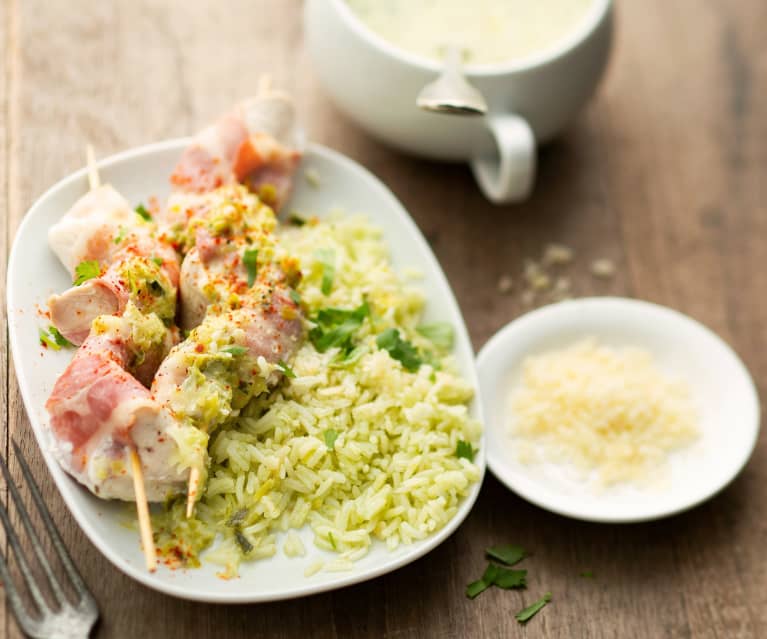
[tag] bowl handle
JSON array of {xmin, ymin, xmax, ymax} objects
[{"xmin": 470, "ymin": 114, "xmax": 536, "ymax": 204}]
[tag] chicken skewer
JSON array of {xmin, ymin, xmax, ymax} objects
[
  {"xmin": 88, "ymin": 149, "xmax": 157, "ymax": 572},
  {"xmin": 157, "ymin": 79, "xmax": 305, "ymax": 515},
  {"xmin": 47, "ymin": 148, "xmax": 164, "ymax": 571},
  {"xmin": 45, "ymin": 87, "xmax": 305, "ymax": 560}
]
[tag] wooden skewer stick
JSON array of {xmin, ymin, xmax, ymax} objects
[
  {"xmin": 130, "ymin": 448, "xmax": 157, "ymax": 572},
  {"xmin": 186, "ymin": 467, "xmax": 200, "ymax": 518},
  {"xmin": 86, "ymin": 145, "xmax": 157, "ymax": 571},
  {"xmin": 86, "ymin": 144, "xmax": 100, "ymax": 190}
]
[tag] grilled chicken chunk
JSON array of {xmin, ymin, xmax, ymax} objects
[{"xmin": 46, "ymin": 309, "xmax": 186, "ymax": 501}]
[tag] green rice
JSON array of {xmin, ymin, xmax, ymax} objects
[{"xmin": 153, "ymin": 214, "xmax": 481, "ymax": 576}]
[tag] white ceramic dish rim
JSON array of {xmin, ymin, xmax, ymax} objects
[
  {"xmin": 331, "ymin": 0, "xmax": 613, "ymax": 76},
  {"xmin": 477, "ymin": 297, "xmax": 760, "ymax": 523},
  {"xmin": 7, "ymin": 139, "xmax": 486, "ymax": 603}
]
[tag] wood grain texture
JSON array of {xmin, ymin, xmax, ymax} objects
[{"xmin": 2, "ymin": 0, "xmax": 766, "ymax": 637}]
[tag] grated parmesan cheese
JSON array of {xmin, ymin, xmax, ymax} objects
[{"xmin": 509, "ymin": 339, "xmax": 699, "ymax": 486}]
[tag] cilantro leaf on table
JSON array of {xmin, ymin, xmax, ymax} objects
[
  {"xmin": 493, "ymin": 568, "xmax": 527, "ymax": 589},
  {"xmin": 486, "ymin": 544, "xmax": 526, "ymax": 566},
  {"xmin": 515, "ymin": 592, "xmax": 552, "ymax": 624}
]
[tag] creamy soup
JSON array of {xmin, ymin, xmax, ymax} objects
[{"xmin": 345, "ymin": 0, "xmax": 597, "ymax": 66}]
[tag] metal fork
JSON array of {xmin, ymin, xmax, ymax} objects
[{"xmin": 0, "ymin": 441, "xmax": 98, "ymax": 638}]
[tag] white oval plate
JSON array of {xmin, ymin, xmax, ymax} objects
[
  {"xmin": 477, "ymin": 297, "xmax": 759, "ymax": 523},
  {"xmin": 7, "ymin": 140, "xmax": 485, "ymax": 602}
]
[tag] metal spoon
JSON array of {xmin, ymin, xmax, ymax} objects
[{"xmin": 416, "ymin": 46, "xmax": 488, "ymax": 116}]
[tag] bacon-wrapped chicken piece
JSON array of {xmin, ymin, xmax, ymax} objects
[
  {"xmin": 45, "ymin": 305, "xmax": 187, "ymax": 501},
  {"xmin": 48, "ymin": 186, "xmax": 180, "ymax": 345},
  {"xmin": 169, "ymin": 92, "xmax": 303, "ymax": 212}
]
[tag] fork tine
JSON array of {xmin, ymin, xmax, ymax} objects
[
  {"xmin": 0, "ymin": 543, "xmax": 42, "ymax": 637},
  {"xmin": 0, "ymin": 449, "xmax": 65, "ymax": 608},
  {"xmin": 0, "ymin": 486, "xmax": 50, "ymax": 616},
  {"xmin": 12, "ymin": 441, "xmax": 95, "ymax": 607}
]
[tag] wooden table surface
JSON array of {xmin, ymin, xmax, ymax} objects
[{"xmin": 2, "ymin": 1, "xmax": 766, "ymax": 637}]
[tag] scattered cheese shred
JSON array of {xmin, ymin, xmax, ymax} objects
[{"xmin": 509, "ymin": 339, "xmax": 699, "ymax": 486}]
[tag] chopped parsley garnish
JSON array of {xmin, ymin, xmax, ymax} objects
[
  {"xmin": 277, "ymin": 360, "xmax": 296, "ymax": 378},
  {"xmin": 151, "ymin": 256, "xmax": 164, "ymax": 267},
  {"xmin": 149, "ymin": 280, "xmax": 164, "ymax": 296},
  {"xmin": 328, "ymin": 532, "xmax": 338, "ymax": 550},
  {"xmin": 466, "ymin": 578, "xmax": 491, "ymax": 599},
  {"xmin": 315, "ymin": 248, "xmax": 335, "ymax": 295},
  {"xmin": 222, "ymin": 345, "xmax": 247, "ymax": 356},
  {"xmin": 493, "ymin": 568, "xmax": 527, "ymax": 589},
  {"xmin": 243, "ymin": 248, "xmax": 258, "ymax": 287},
  {"xmin": 456, "ymin": 440, "xmax": 476, "ymax": 462},
  {"xmin": 376, "ymin": 329, "xmax": 422, "ymax": 372},
  {"xmin": 226, "ymin": 508, "xmax": 248, "ymax": 526},
  {"xmin": 330, "ymin": 345, "xmax": 366, "ymax": 368},
  {"xmin": 515, "ymin": 593, "xmax": 552, "ymax": 624},
  {"xmin": 467, "ymin": 544, "xmax": 531, "ymax": 599},
  {"xmin": 466, "ymin": 563, "xmax": 527, "ymax": 599},
  {"xmin": 416, "ymin": 322, "xmax": 454, "ymax": 351},
  {"xmin": 135, "ymin": 203, "xmax": 152, "ymax": 221},
  {"xmin": 486, "ymin": 544, "xmax": 526, "ymax": 566},
  {"xmin": 288, "ymin": 213, "xmax": 306, "ymax": 226},
  {"xmin": 309, "ymin": 302, "xmax": 369, "ymax": 354},
  {"xmin": 466, "ymin": 564, "xmax": 500, "ymax": 599},
  {"xmin": 234, "ymin": 530, "xmax": 254, "ymax": 554},
  {"xmin": 39, "ymin": 326, "xmax": 73, "ymax": 351},
  {"xmin": 324, "ymin": 429, "xmax": 339, "ymax": 450},
  {"xmin": 113, "ymin": 227, "xmax": 126, "ymax": 244},
  {"xmin": 73, "ymin": 260, "xmax": 100, "ymax": 286},
  {"xmin": 289, "ymin": 289, "xmax": 302, "ymax": 305}
]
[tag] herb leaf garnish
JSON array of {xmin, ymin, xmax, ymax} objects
[
  {"xmin": 73, "ymin": 260, "xmax": 100, "ymax": 286},
  {"xmin": 486, "ymin": 544, "xmax": 526, "ymax": 566},
  {"xmin": 309, "ymin": 302, "xmax": 369, "ymax": 354},
  {"xmin": 515, "ymin": 592, "xmax": 552, "ymax": 624},
  {"xmin": 376, "ymin": 329, "xmax": 422, "ymax": 372},
  {"xmin": 222, "ymin": 345, "xmax": 247, "ymax": 356},
  {"xmin": 324, "ymin": 429, "xmax": 339, "ymax": 450},
  {"xmin": 235, "ymin": 530, "xmax": 254, "ymax": 554},
  {"xmin": 416, "ymin": 322, "xmax": 454, "ymax": 351},
  {"xmin": 493, "ymin": 568, "xmax": 527, "ymax": 589},
  {"xmin": 243, "ymin": 248, "xmax": 258, "ymax": 287},
  {"xmin": 456, "ymin": 440, "xmax": 476, "ymax": 462},
  {"xmin": 114, "ymin": 227, "xmax": 126, "ymax": 244},
  {"xmin": 277, "ymin": 360, "xmax": 296, "ymax": 378},
  {"xmin": 135, "ymin": 203, "xmax": 152, "ymax": 221},
  {"xmin": 39, "ymin": 326, "xmax": 74, "ymax": 351},
  {"xmin": 315, "ymin": 248, "xmax": 336, "ymax": 295}
]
